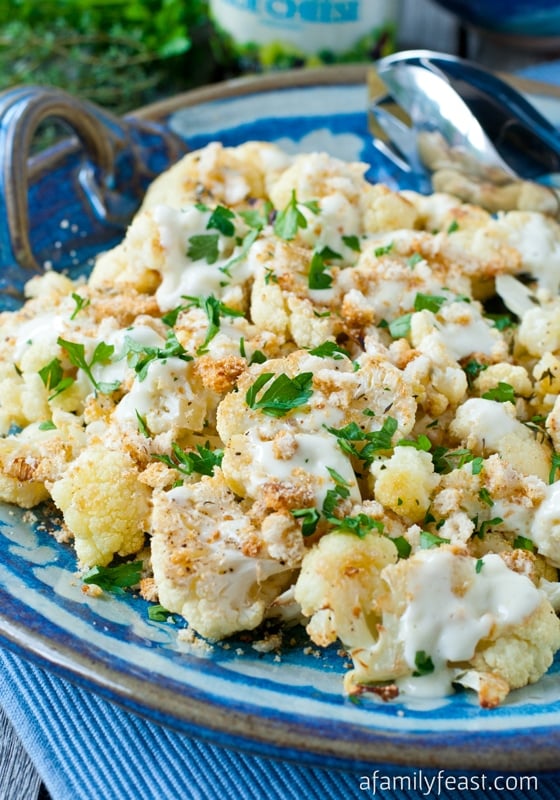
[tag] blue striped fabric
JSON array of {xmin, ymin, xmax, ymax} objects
[{"xmin": 1, "ymin": 648, "xmax": 560, "ymax": 800}]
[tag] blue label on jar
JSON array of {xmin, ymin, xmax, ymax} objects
[{"xmin": 221, "ymin": 0, "xmax": 360, "ymax": 23}]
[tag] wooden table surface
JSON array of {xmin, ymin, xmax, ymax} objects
[{"xmin": 1, "ymin": 1, "xmax": 557, "ymax": 797}]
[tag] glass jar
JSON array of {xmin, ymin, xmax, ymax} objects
[{"xmin": 209, "ymin": 0, "xmax": 400, "ymax": 72}]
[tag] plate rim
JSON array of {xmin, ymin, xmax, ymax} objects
[{"xmin": 4, "ymin": 64, "xmax": 560, "ymax": 773}]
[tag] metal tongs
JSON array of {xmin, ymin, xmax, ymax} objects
[{"xmin": 370, "ymin": 49, "xmax": 560, "ymax": 214}]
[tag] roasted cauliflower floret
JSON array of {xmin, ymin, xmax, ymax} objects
[
  {"xmin": 151, "ymin": 472, "xmax": 296, "ymax": 639},
  {"xmin": 50, "ymin": 445, "xmax": 151, "ymax": 568},
  {"xmin": 371, "ymin": 446, "xmax": 440, "ymax": 523},
  {"xmin": 449, "ymin": 398, "xmax": 551, "ymax": 482},
  {"xmin": 342, "ymin": 546, "xmax": 560, "ymax": 706},
  {"xmin": 294, "ymin": 530, "xmax": 398, "ymax": 648}
]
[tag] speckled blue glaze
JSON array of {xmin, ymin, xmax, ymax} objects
[
  {"xmin": 431, "ymin": 0, "xmax": 560, "ymax": 37},
  {"xmin": 1, "ymin": 72, "xmax": 560, "ymax": 771}
]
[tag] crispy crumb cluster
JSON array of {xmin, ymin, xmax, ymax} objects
[{"xmin": 3, "ymin": 141, "xmax": 560, "ymax": 706}]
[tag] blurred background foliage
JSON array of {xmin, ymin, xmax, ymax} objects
[{"xmin": 0, "ymin": 0, "xmax": 216, "ymax": 113}]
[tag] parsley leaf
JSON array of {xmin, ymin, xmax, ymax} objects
[
  {"xmin": 322, "ymin": 467, "xmax": 351, "ymax": 519},
  {"xmin": 187, "ymin": 233, "xmax": 220, "ymax": 263},
  {"xmin": 407, "ymin": 252, "xmax": 423, "ymax": 268},
  {"xmin": 342, "ymin": 235, "xmax": 361, "ymax": 252},
  {"xmin": 154, "ymin": 441, "xmax": 223, "ymax": 477},
  {"xmin": 57, "ymin": 337, "xmax": 120, "ymax": 394},
  {"xmin": 374, "ymin": 242, "xmax": 394, "ymax": 257},
  {"xmin": 148, "ymin": 604, "xmax": 175, "ymax": 622},
  {"xmin": 329, "ymin": 513, "xmax": 383, "ymax": 539},
  {"xmin": 419, "ymin": 530, "xmax": 450, "ymax": 549},
  {"xmin": 391, "ymin": 535, "xmax": 412, "ymax": 559},
  {"xmin": 83, "ymin": 561, "xmax": 143, "ymax": 595},
  {"xmin": 125, "ymin": 330, "xmax": 192, "ymax": 381},
  {"xmin": 70, "ymin": 292, "xmax": 90, "ymax": 320},
  {"xmin": 308, "ymin": 250, "xmax": 333, "ymax": 290},
  {"xmin": 478, "ymin": 487, "xmax": 494, "ymax": 507},
  {"xmin": 482, "ymin": 382, "xmax": 515, "ymax": 403},
  {"xmin": 388, "ymin": 313, "xmax": 412, "ymax": 339},
  {"xmin": 414, "ymin": 293, "xmax": 447, "ymax": 313},
  {"xmin": 413, "ymin": 650, "xmax": 435, "ymax": 676},
  {"xmin": 219, "ymin": 227, "xmax": 260, "ymax": 277},
  {"xmin": 206, "ymin": 205, "xmax": 236, "ymax": 237},
  {"xmin": 308, "ymin": 341, "xmax": 350, "ymax": 360},
  {"xmin": 245, "ymin": 372, "xmax": 314, "ymax": 418},
  {"xmin": 326, "ymin": 417, "xmax": 398, "ymax": 466},
  {"xmin": 550, "ymin": 452, "xmax": 560, "ymax": 484},
  {"xmin": 136, "ymin": 410, "xmax": 150, "ymax": 438},
  {"xmin": 274, "ymin": 190, "xmax": 317, "ymax": 240},
  {"xmin": 513, "ymin": 535, "xmax": 535, "ymax": 552},
  {"xmin": 38, "ymin": 357, "xmax": 75, "ymax": 400},
  {"xmin": 291, "ymin": 507, "xmax": 320, "ymax": 537},
  {"xmin": 397, "ymin": 433, "xmax": 431, "ymax": 452},
  {"xmin": 38, "ymin": 420, "xmax": 57, "ymax": 431},
  {"xmin": 184, "ymin": 295, "xmax": 244, "ymax": 355}
]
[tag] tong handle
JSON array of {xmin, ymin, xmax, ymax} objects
[{"xmin": 0, "ymin": 85, "xmax": 186, "ymax": 301}]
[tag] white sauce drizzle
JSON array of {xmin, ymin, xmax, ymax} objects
[{"xmin": 397, "ymin": 549, "xmax": 542, "ymax": 695}]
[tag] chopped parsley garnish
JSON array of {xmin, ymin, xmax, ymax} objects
[
  {"xmin": 432, "ymin": 447, "xmax": 476, "ymax": 474},
  {"xmin": 125, "ymin": 330, "xmax": 192, "ymax": 381},
  {"xmin": 264, "ymin": 267, "xmax": 278, "ymax": 285},
  {"xmin": 308, "ymin": 341, "xmax": 350, "ymax": 360},
  {"xmin": 374, "ymin": 241, "xmax": 393, "ymax": 257},
  {"xmin": 184, "ymin": 295, "xmax": 244, "ymax": 355},
  {"xmin": 308, "ymin": 250, "xmax": 333, "ymax": 290},
  {"xmin": 136, "ymin": 410, "xmax": 150, "ymax": 438},
  {"xmin": 342, "ymin": 235, "xmax": 361, "ymax": 252},
  {"xmin": 481, "ymin": 382, "xmax": 515, "ymax": 403},
  {"xmin": 475, "ymin": 558, "xmax": 484, "ymax": 574},
  {"xmin": 513, "ymin": 535, "xmax": 535, "ymax": 552},
  {"xmin": 464, "ymin": 359, "xmax": 488, "ymax": 386},
  {"xmin": 70, "ymin": 292, "xmax": 90, "ymax": 320},
  {"xmin": 38, "ymin": 357, "xmax": 75, "ymax": 400},
  {"xmin": 419, "ymin": 530, "xmax": 450, "ymax": 549},
  {"xmin": 83, "ymin": 561, "xmax": 143, "ymax": 594},
  {"xmin": 414, "ymin": 292, "xmax": 447, "ymax": 313},
  {"xmin": 206, "ymin": 205, "xmax": 236, "ymax": 237},
  {"xmin": 245, "ymin": 372, "xmax": 314, "ymax": 418},
  {"xmin": 154, "ymin": 441, "xmax": 224, "ymax": 478},
  {"xmin": 219, "ymin": 227, "xmax": 260, "ymax": 277},
  {"xmin": 413, "ymin": 650, "xmax": 435, "ymax": 676},
  {"xmin": 238, "ymin": 201, "xmax": 273, "ymax": 230},
  {"xmin": 291, "ymin": 507, "xmax": 320, "ymax": 537},
  {"xmin": 322, "ymin": 467, "xmax": 351, "ymax": 519},
  {"xmin": 478, "ymin": 487, "xmax": 494, "ymax": 507},
  {"xmin": 273, "ymin": 190, "xmax": 319, "ymax": 240},
  {"xmin": 447, "ymin": 219, "xmax": 459, "ymax": 234},
  {"xmin": 397, "ymin": 433, "xmax": 431, "ymax": 452},
  {"xmin": 388, "ymin": 313, "xmax": 412, "ymax": 339},
  {"xmin": 187, "ymin": 233, "xmax": 220, "ymax": 263},
  {"xmin": 38, "ymin": 420, "xmax": 57, "ymax": 431},
  {"xmin": 550, "ymin": 452, "xmax": 560, "ymax": 484},
  {"xmin": 148, "ymin": 604, "xmax": 175, "ymax": 622},
  {"xmin": 471, "ymin": 456, "xmax": 484, "ymax": 475},
  {"xmin": 474, "ymin": 516, "xmax": 503, "ymax": 538},
  {"xmin": 407, "ymin": 253, "xmax": 423, "ymax": 268},
  {"xmin": 392, "ymin": 536, "xmax": 412, "ymax": 559},
  {"xmin": 329, "ymin": 513, "xmax": 383, "ymax": 538},
  {"xmin": 325, "ymin": 417, "xmax": 398, "ymax": 467},
  {"xmin": 486, "ymin": 313, "xmax": 516, "ymax": 331},
  {"xmin": 57, "ymin": 337, "xmax": 120, "ymax": 394}
]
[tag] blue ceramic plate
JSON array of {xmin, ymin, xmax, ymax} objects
[{"xmin": 1, "ymin": 66, "xmax": 560, "ymax": 773}]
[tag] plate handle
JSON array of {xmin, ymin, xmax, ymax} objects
[{"xmin": 0, "ymin": 84, "xmax": 187, "ymax": 284}]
